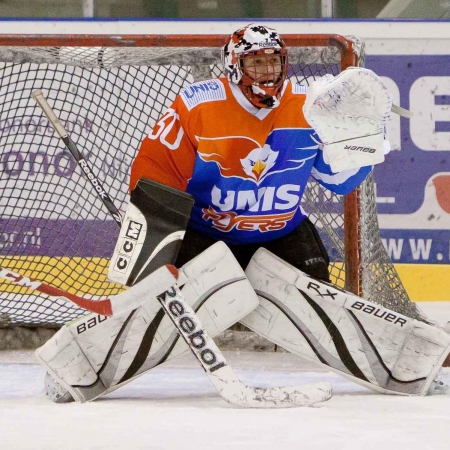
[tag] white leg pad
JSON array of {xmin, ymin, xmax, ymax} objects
[
  {"xmin": 36, "ymin": 241, "xmax": 258, "ymax": 402},
  {"xmin": 241, "ymin": 248, "xmax": 450, "ymax": 396}
]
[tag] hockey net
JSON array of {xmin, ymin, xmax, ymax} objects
[{"xmin": 0, "ymin": 34, "xmax": 423, "ymax": 331}]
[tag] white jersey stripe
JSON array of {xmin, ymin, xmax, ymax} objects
[
  {"xmin": 181, "ymin": 79, "xmax": 227, "ymax": 111},
  {"xmin": 292, "ymin": 83, "xmax": 308, "ymax": 94}
]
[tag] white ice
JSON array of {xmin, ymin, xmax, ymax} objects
[{"xmin": 1, "ymin": 302, "xmax": 450, "ymax": 450}]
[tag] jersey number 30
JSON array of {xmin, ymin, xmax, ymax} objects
[{"xmin": 148, "ymin": 108, "xmax": 185, "ymax": 150}]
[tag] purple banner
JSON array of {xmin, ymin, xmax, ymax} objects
[
  {"xmin": 366, "ymin": 55, "xmax": 450, "ymax": 263},
  {"xmin": 368, "ymin": 55, "xmax": 450, "ymax": 215},
  {"xmin": 0, "ymin": 219, "xmax": 118, "ymax": 258}
]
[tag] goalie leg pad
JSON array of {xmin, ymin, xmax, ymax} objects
[
  {"xmin": 240, "ymin": 248, "xmax": 450, "ymax": 396},
  {"xmin": 36, "ymin": 241, "xmax": 258, "ymax": 402}
]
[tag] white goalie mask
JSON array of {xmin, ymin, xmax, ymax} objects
[{"xmin": 221, "ymin": 23, "xmax": 288, "ymax": 109}]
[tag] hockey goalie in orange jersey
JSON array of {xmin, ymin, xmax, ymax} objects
[
  {"xmin": 41, "ymin": 24, "xmax": 450, "ymax": 405},
  {"xmin": 130, "ymin": 24, "xmax": 372, "ymax": 278}
]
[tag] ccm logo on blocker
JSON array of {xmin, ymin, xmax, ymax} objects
[{"xmin": 113, "ymin": 220, "xmax": 143, "ymax": 273}]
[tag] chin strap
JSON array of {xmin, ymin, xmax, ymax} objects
[{"xmin": 250, "ymin": 84, "xmax": 279, "ymax": 108}]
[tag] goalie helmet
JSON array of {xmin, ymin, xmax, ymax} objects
[{"xmin": 221, "ymin": 23, "xmax": 288, "ymax": 109}]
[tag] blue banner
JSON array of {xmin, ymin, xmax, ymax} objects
[{"xmin": 367, "ymin": 55, "xmax": 450, "ymax": 263}]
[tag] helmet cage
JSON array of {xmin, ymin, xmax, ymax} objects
[
  {"xmin": 237, "ymin": 48, "xmax": 288, "ymax": 109},
  {"xmin": 221, "ymin": 24, "xmax": 289, "ymax": 109}
]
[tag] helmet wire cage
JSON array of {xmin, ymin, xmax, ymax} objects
[{"xmin": 221, "ymin": 23, "xmax": 288, "ymax": 108}]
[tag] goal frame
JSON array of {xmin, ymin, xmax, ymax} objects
[
  {"xmin": 9, "ymin": 29, "xmax": 429, "ymax": 341},
  {"xmin": 0, "ymin": 33, "xmax": 362, "ymax": 295}
]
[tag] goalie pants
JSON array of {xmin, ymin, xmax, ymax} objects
[{"xmin": 176, "ymin": 217, "xmax": 331, "ymax": 282}]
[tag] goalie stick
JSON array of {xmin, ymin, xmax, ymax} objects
[
  {"xmin": 391, "ymin": 103, "xmax": 413, "ymax": 118},
  {"xmin": 158, "ymin": 284, "xmax": 331, "ymax": 407},
  {"xmin": 0, "ymin": 264, "xmax": 178, "ymax": 317},
  {"xmin": 31, "ymin": 90, "xmax": 122, "ymax": 227},
  {"xmin": 31, "ymin": 89, "xmax": 332, "ymax": 408}
]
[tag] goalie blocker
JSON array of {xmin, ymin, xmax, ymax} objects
[
  {"xmin": 241, "ymin": 248, "xmax": 450, "ymax": 396},
  {"xmin": 108, "ymin": 178, "xmax": 194, "ymax": 286}
]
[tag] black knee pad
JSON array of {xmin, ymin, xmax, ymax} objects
[{"xmin": 264, "ymin": 218, "xmax": 330, "ymax": 282}]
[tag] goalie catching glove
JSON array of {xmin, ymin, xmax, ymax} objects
[{"xmin": 303, "ymin": 67, "xmax": 393, "ymax": 172}]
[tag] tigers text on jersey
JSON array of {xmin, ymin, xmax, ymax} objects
[{"xmin": 131, "ymin": 78, "xmax": 371, "ymax": 245}]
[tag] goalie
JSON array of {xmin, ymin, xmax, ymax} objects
[
  {"xmin": 128, "ymin": 23, "xmax": 380, "ymax": 283},
  {"xmin": 38, "ymin": 24, "xmax": 450, "ymax": 404}
]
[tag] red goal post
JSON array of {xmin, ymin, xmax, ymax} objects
[{"xmin": 0, "ymin": 33, "xmax": 422, "ymax": 328}]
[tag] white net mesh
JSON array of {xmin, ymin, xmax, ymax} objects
[{"xmin": 0, "ymin": 37, "xmax": 423, "ymax": 327}]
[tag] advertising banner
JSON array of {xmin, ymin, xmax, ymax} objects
[
  {"xmin": 368, "ymin": 55, "xmax": 450, "ymax": 266},
  {"xmin": 0, "ymin": 19, "xmax": 449, "ymax": 302}
]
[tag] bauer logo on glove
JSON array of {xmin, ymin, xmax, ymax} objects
[{"xmin": 303, "ymin": 67, "xmax": 393, "ymax": 172}]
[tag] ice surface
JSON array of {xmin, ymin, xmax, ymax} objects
[{"xmin": 1, "ymin": 302, "xmax": 450, "ymax": 450}]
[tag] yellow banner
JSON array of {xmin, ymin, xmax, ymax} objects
[
  {"xmin": 0, "ymin": 256, "xmax": 124, "ymax": 297},
  {"xmin": 1, "ymin": 258, "xmax": 448, "ymax": 302}
]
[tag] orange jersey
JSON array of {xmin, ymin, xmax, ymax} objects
[{"xmin": 131, "ymin": 78, "xmax": 370, "ymax": 244}]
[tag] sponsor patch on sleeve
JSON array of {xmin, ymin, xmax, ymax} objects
[
  {"xmin": 180, "ymin": 79, "xmax": 227, "ymax": 110},
  {"xmin": 292, "ymin": 83, "xmax": 308, "ymax": 95}
]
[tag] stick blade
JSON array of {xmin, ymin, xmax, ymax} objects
[{"xmin": 209, "ymin": 365, "xmax": 332, "ymax": 408}]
